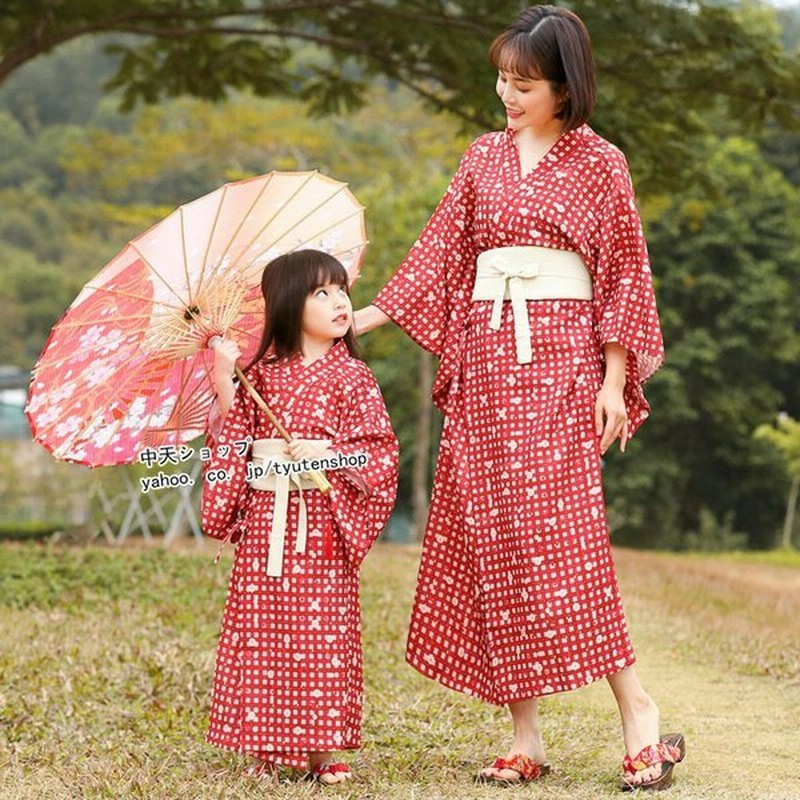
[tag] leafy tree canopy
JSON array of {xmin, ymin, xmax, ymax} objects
[{"xmin": 2, "ymin": 1, "xmax": 799, "ymax": 192}]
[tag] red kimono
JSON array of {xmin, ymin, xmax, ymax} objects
[
  {"xmin": 374, "ymin": 125, "xmax": 664, "ymax": 705},
  {"xmin": 202, "ymin": 341, "xmax": 398, "ymax": 767}
]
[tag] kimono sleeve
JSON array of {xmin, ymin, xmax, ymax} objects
[
  {"xmin": 592, "ymin": 160, "xmax": 665, "ymax": 437},
  {"xmin": 326, "ymin": 367, "xmax": 399, "ymax": 570},
  {"xmin": 201, "ymin": 382, "xmax": 256, "ymax": 543},
  {"xmin": 372, "ymin": 143, "xmax": 478, "ymax": 357}
]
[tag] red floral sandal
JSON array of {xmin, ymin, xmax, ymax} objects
[
  {"xmin": 244, "ymin": 758, "xmax": 277, "ymax": 779},
  {"xmin": 476, "ymin": 753, "xmax": 551, "ymax": 784},
  {"xmin": 308, "ymin": 762, "xmax": 353, "ymax": 784},
  {"xmin": 621, "ymin": 733, "xmax": 686, "ymax": 792}
]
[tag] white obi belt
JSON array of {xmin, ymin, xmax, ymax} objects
[
  {"xmin": 249, "ymin": 437, "xmax": 331, "ymax": 577},
  {"xmin": 471, "ymin": 246, "xmax": 593, "ymax": 364}
]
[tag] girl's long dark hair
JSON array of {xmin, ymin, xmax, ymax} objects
[{"xmin": 245, "ymin": 249, "xmax": 360, "ymax": 370}]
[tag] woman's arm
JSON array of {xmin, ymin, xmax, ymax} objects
[
  {"xmin": 353, "ymin": 305, "xmax": 391, "ymax": 336},
  {"xmin": 595, "ymin": 342, "xmax": 629, "ymax": 454}
]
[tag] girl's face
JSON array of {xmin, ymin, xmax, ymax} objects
[
  {"xmin": 301, "ymin": 280, "xmax": 352, "ymax": 347},
  {"xmin": 495, "ymin": 69, "xmax": 563, "ymax": 134}
]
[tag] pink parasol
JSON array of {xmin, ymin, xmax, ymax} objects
[{"xmin": 26, "ymin": 171, "xmax": 366, "ymax": 469}]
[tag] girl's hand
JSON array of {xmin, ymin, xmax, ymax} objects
[
  {"xmin": 284, "ymin": 440, "xmax": 335, "ymax": 462},
  {"xmin": 212, "ymin": 339, "xmax": 242, "ymax": 419},
  {"xmin": 213, "ymin": 339, "xmax": 242, "ymax": 381},
  {"xmin": 595, "ymin": 381, "xmax": 629, "ymax": 454}
]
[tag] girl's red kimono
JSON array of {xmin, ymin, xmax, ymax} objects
[
  {"xmin": 201, "ymin": 341, "xmax": 398, "ymax": 767},
  {"xmin": 374, "ymin": 125, "xmax": 665, "ymax": 705}
]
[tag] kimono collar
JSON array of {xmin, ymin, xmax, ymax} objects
[
  {"xmin": 255, "ymin": 338, "xmax": 351, "ymax": 387},
  {"xmin": 292, "ymin": 337, "xmax": 351, "ymax": 374}
]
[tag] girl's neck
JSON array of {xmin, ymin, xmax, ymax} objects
[{"xmin": 300, "ymin": 335, "xmax": 335, "ymax": 365}]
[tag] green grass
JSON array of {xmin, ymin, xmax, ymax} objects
[{"xmin": 0, "ymin": 541, "xmax": 798, "ymax": 800}]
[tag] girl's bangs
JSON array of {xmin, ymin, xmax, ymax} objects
[{"xmin": 313, "ymin": 259, "xmax": 350, "ymax": 292}]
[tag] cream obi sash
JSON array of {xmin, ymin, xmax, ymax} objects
[
  {"xmin": 249, "ymin": 437, "xmax": 331, "ymax": 577},
  {"xmin": 471, "ymin": 246, "xmax": 592, "ymax": 364}
]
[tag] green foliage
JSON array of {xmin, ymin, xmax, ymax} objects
[
  {"xmin": 605, "ymin": 136, "xmax": 800, "ymax": 549},
  {"xmin": 755, "ymin": 414, "xmax": 800, "ymax": 477},
  {"xmin": 0, "ymin": 544, "xmax": 221, "ymax": 612},
  {"xmin": 1, "ymin": 2, "xmax": 800, "ymax": 193},
  {"xmin": 0, "ymin": 520, "xmax": 63, "ymax": 541},
  {"xmin": 681, "ymin": 507, "xmax": 748, "ymax": 552}
]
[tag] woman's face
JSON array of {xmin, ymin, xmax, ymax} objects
[{"xmin": 495, "ymin": 69, "xmax": 563, "ymax": 134}]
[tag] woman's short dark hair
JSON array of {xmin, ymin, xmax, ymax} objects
[
  {"xmin": 246, "ymin": 249, "xmax": 359, "ymax": 368},
  {"xmin": 489, "ymin": 5, "xmax": 596, "ymax": 130}
]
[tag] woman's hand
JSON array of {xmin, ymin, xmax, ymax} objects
[
  {"xmin": 284, "ymin": 440, "xmax": 335, "ymax": 462},
  {"xmin": 595, "ymin": 382, "xmax": 628, "ymax": 454},
  {"xmin": 596, "ymin": 342, "xmax": 629, "ymax": 454},
  {"xmin": 353, "ymin": 305, "xmax": 390, "ymax": 336}
]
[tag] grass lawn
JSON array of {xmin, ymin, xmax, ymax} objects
[{"xmin": 0, "ymin": 540, "xmax": 798, "ymax": 800}]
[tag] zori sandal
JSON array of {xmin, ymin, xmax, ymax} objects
[
  {"xmin": 308, "ymin": 762, "xmax": 353, "ymax": 784},
  {"xmin": 621, "ymin": 732, "xmax": 686, "ymax": 792},
  {"xmin": 476, "ymin": 753, "xmax": 551, "ymax": 784},
  {"xmin": 244, "ymin": 759, "xmax": 277, "ymax": 779}
]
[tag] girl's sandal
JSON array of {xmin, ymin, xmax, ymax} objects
[
  {"xmin": 476, "ymin": 753, "xmax": 551, "ymax": 784},
  {"xmin": 308, "ymin": 762, "xmax": 353, "ymax": 785},
  {"xmin": 621, "ymin": 733, "xmax": 686, "ymax": 792},
  {"xmin": 244, "ymin": 759, "xmax": 277, "ymax": 779}
]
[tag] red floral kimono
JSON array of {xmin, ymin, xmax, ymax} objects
[
  {"xmin": 374, "ymin": 125, "xmax": 664, "ymax": 705},
  {"xmin": 202, "ymin": 341, "xmax": 398, "ymax": 767}
]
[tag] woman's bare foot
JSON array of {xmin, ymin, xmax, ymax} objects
[
  {"xmin": 479, "ymin": 698, "xmax": 548, "ymax": 782},
  {"xmin": 620, "ymin": 692, "xmax": 662, "ymax": 786},
  {"xmin": 309, "ymin": 751, "xmax": 352, "ymax": 785}
]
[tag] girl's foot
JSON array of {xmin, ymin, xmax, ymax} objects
[
  {"xmin": 244, "ymin": 758, "xmax": 277, "ymax": 779},
  {"xmin": 620, "ymin": 693, "xmax": 662, "ymax": 787},
  {"xmin": 309, "ymin": 752, "xmax": 352, "ymax": 785}
]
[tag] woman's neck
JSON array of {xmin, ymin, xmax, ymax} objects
[{"xmin": 513, "ymin": 121, "xmax": 564, "ymax": 175}]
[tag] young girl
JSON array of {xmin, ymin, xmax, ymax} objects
[{"xmin": 202, "ymin": 249, "xmax": 398, "ymax": 784}]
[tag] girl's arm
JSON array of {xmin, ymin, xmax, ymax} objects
[
  {"xmin": 353, "ymin": 305, "xmax": 391, "ymax": 336},
  {"xmin": 595, "ymin": 342, "xmax": 629, "ymax": 455},
  {"xmin": 213, "ymin": 339, "xmax": 242, "ymax": 419}
]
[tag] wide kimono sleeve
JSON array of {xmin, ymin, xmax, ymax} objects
[
  {"xmin": 326, "ymin": 366, "xmax": 399, "ymax": 570},
  {"xmin": 591, "ymin": 157, "xmax": 665, "ymax": 437},
  {"xmin": 200, "ymin": 380, "xmax": 257, "ymax": 544},
  {"xmin": 372, "ymin": 141, "xmax": 478, "ymax": 357}
]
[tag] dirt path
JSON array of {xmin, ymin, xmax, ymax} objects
[{"xmin": 587, "ymin": 550, "xmax": 800, "ymax": 800}]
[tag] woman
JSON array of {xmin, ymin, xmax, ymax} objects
[{"xmin": 354, "ymin": 4, "xmax": 684, "ymax": 792}]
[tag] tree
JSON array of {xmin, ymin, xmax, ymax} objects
[
  {"xmin": 754, "ymin": 414, "xmax": 800, "ymax": 550},
  {"xmin": 605, "ymin": 136, "xmax": 800, "ymax": 549},
  {"xmin": 2, "ymin": 1, "xmax": 799, "ymax": 192}
]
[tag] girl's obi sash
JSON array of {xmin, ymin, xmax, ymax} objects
[{"xmin": 250, "ymin": 437, "xmax": 331, "ymax": 577}]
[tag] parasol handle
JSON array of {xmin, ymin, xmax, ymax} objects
[
  {"xmin": 208, "ymin": 336, "xmax": 331, "ymax": 494},
  {"xmin": 233, "ymin": 367, "xmax": 332, "ymax": 494}
]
